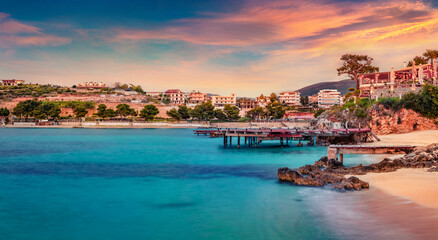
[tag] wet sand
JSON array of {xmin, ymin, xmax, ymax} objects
[{"xmin": 352, "ymin": 168, "xmax": 438, "ymax": 210}]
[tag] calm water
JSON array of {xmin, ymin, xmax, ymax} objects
[{"xmin": 0, "ymin": 128, "xmax": 413, "ymax": 240}]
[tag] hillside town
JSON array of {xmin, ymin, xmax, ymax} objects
[
  {"xmin": 0, "ymin": 78, "xmax": 343, "ymax": 124},
  {"xmin": 1, "ymin": 51, "xmax": 438, "ymax": 128}
]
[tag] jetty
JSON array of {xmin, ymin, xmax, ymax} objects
[
  {"xmin": 194, "ymin": 128, "xmax": 372, "ymax": 148},
  {"xmin": 327, "ymin": 145, "xmax": 415, "ymax": 163}
]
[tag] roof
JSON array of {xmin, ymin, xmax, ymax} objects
[{"xmin": 165, "ymin": 89, "xmax": 182, "ymax": 93}]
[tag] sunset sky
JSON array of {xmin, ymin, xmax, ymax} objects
[{"xmin": 1, "ymin": 0, "xmax": 438, "ymax": 96}]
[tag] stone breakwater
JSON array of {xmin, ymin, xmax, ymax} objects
[{"xmin": 278, "ymin": 143, "xmax": 438, "ymax": 191}]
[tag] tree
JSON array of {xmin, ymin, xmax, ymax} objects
[
  {"xmin": 337, "ymin": 54, "xmax": 379, "ymax": 89},
  {"xmin": 0, "ymin": 107, "xmax": 9, "ymax": 117},
  {"xmin": 105, "ymin": 109, "xmax": 117, "ymax": 118},
  {"xmin": 423, "ymin": 49, "xmax": 438, "ymax": 63},
  {"xmin": 300, "ymin": 96, "xmax": 309, "ymax": 106},
  {"xmin": 133, "ymin": 85, "xmax": 144, "ymax": 94},
  {"xmin": 0, "ymin": 107, "xmax": 10, "ymax": 123},
  {"xmin": 116, "ymin": 104, "xmax": 137, "ymax": 117},
  {"xmin": 214, "ymin": 109, "xmax": 227, "ymax": 121},
  {"xmin": 178, "ymin": 105, "xmax": 191, "ymax": 119},
  {"xmin": 407, "ymin": 56, "xmax": 428, "ymax": 67},
  {"xmin": 74, "ymin": 105, "xmax": 88, "ymax": 118},
  {"xmin": 96, "ymin": 104, "xmax": 107, "ymax": 118},
  {"xmin": 140, "ymin": 104, "xmax": 159, "ymax": 120},
  {"xmin": 34, "ymin": 101, "xmax": 60, "ymax": 119},
  {"xmin": 269, "ymin": 93, "xmax": 278, "ymax": 102},
  {"xmin": 12, "ymin": 99, "xmax": 40, "ymax": 119},
  {"xmin": 167, "ymin": 108, "xmax": 181, "ymax": 120},
  {"xmin": 160, "ymin": 94, "xmax": 171, "ymax": 104},
  {"xmin": 223, "ymin": 104, "xmax": 240, "ymax": 121},
  {"xmin": 246, "ymin": 107, "xmax": 266, "ymax": 120},
  {"xmin": 189, "ymin": 101, "xmax": 215, "ymax": 120},
  {"xmin": 266, "ymin": 101, "xmax": 285, "ymax": 119}
]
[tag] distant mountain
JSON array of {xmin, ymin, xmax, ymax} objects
[{"xmin": 296, "ymin": 79, "xmax": 355, "ymax": 96}]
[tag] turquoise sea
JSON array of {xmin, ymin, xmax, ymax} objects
[{"xmin": 0, "ymin": 128, "xmax": 422, "ymax": 239}]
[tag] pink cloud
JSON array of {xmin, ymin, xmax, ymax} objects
[
  {"xmin": 0, "ymin": 12, "xmax": 71, "ymax": 47},
  {"xmin": 110, "ymin": 0, "xmax": 434, "ymax": 47}
]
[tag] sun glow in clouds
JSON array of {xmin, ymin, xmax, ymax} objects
[{"xmin": 1, "ymin": 0, "xmax": 438, "ymax": 96}]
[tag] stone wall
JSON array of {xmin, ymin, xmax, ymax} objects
[{"xmin": 369, "ymin": 105, "xmax": 438, "ymax": 135}]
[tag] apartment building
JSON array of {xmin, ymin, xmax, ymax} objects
[
  {"xmin": 211, "ymin": 93, "xmax": 236, "ymax": 107},
  {"xmin": 317, "ymin": 89, "xmax": 342, "ymax": 108},
  {"xmin": 188, "ymin": 91, "xmax": 207, "ymax": 104},
  {"xmin": 77, "ymin": 82, "xmax": 108, "ymax": 89},
  {"xmin": 278, "ymin": 91, "xmax": 301, "ymax": 106},
  {"xmin": 256, "ymin": 94, "xmax": 270, "ymax": 107},
  {"xmin": 165, "ymin": 89, "xmax": 186, "ymax": 105},
  {"xmin": 2, "ymin": 79, "xmax": 24, "ymax": 86}
]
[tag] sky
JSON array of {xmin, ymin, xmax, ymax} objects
[{"xmin": 1, "ymin": 0, "xmax": 438, "ymax": 96}]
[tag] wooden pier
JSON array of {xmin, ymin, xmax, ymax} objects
[
  {"xmin": 194, "ymin": 128, "xmax": 372, "ymax": 148},
  {"xmin": 327, "ymin": 145, "xmax": 415, "ymax": 163}
]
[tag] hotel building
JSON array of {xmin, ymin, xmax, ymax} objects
[
  {"xmin": 211, "ymin": 93, "xmax": 236, "ymax": 107},
  {"xmin": 77, "ymin": 82, "xmax": 108, "ymax": 89},
  {"xmin": 165, "ymin": 89, "xmax": 186, "ymax": 105},
  {"xmin": 359, "ymin": 59, "xmax": 438, "ymax": 99},
  {"xmin": 278, "ymin": 91, "xmax": 301, "ymax": 106},
  {"xmin": 188, "ymin": 91, "xmax": 208, "ymax": 104},
  {"xmin": 317, "ymin": 89, "xmax": 342, "ymax": 109},
  {"xmin": 2, "ymin": 79, "xmax": 24, "ymax": 86},
  {"xmin": 256, "ymin": 94, "xmax": 271, "ymax": 108}
]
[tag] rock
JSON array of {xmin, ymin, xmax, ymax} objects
[
  {"xmin": 428, "ymin": 167, "xmax": 438, "ymax": 172},
  {"xmin": 314, "ymin": 157, "xmax": 328, "ymax": 167},
  {"xmin": 327, "ymin": 158, "xmax": 343, "ymax": 168},
  {"xmin": 332, "ymin": 177, "xmax": 369, "ymax": 190},
  {"xmin": 278, "ymin": 143, "xmax": 438, "ymax": 191},
  {"xmin": 278, "ymin": 168, "xmax": 301, "ymax": 182},
  {"xmin": 368, "ymin": 106, "xmax": 438, "ymax": 135},
  {"xmin": 297, "ymin": 165, "xmax": 322, "ymax": 177}
]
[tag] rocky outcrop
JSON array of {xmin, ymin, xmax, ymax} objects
[
  {"xmin": 278, "ymin": 143, "xmax": 438, "ymax": 191},
  {"xmin": 313, "ymin": 104, "xmax": 438, "ymax": 136},
  {"xmin": 368, "ymin": 105, "xmax": 437, "ymax": 135}
]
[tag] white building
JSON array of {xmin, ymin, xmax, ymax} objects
[
  {"xmin": 211, "ymin": 94, "xmax": 236, "ymax": 107},
  {"xmin": 278, "ymin": 91, "xmax": 301, "ymax": 106},
  {"xmin": 77, "ymin": 82, "xmax": 108, "ymax": 89},
  {"xmin": 317, "ymin": 89, "xmax": 342, "ymax": 108},
  {"xmin": 165, "ymin": 89, "xmax": 186, "ymax": 105}
]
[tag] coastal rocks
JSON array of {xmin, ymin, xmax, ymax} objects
[
  {"xmin": 278, "ymin": 143, "xmax": 438, "ymax": 191},
  {"xmin": 428, "ymin": 167, "xmax": 438, "ymax": 172},
  {"xmin": 277, "ymin": 164, "xmax": 368, "ymax": 191},
  {"xmin": 332, "ymin": 177, "xmax": 369, "ymax": 190},
  {"xmin": 368, "ymin": 106, "xmax": 438, "ymax": 135}
]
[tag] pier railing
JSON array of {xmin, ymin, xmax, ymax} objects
[{"xmin": 194, "ymin": 128, "xmax": 372, "ymax": 148}]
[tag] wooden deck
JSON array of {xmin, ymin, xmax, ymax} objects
[
  {"xmin": 327, "ymin": 145, "xmax": 416, "ymax": 163},
  {"xmin": 194, "ymin": 128, "xmax": 372, "ymax": 148}
]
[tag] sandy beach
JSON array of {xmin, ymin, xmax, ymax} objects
[
  {"xmin": 366, "ymin": 130, "xmax": 438, "ymax": 147},
  {"xmin": 352, "ymin": 169, "xmax": 438, "ymax": 209},
  {"xmin": 356, "ymin": 130, "xmax": 438, "ymax": 210}
]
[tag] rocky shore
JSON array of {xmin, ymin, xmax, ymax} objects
[{"xmin": 278, "ymin": 143, "xmax": 438, "ymax": 191}]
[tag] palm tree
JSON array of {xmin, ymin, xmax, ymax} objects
[{"xmin": 423, "ymin": 49, "xmax": 438, "ymax": 64}]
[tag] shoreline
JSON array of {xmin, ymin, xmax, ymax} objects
[
  {"xmin": 350, "ymin": 168, "xmax": 438, "ymax": 210},
  {"xmin": 359, "ymin": 130, "xmax": 438, "ymax": 210},
  {"xmin": 1, "ymin": 123, "xmax": 209, "ymax": 129}
]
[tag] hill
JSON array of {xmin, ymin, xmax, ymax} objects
[{"xmin": 296, "ymin": 79, "xmax": 354, "ymax": 96}]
